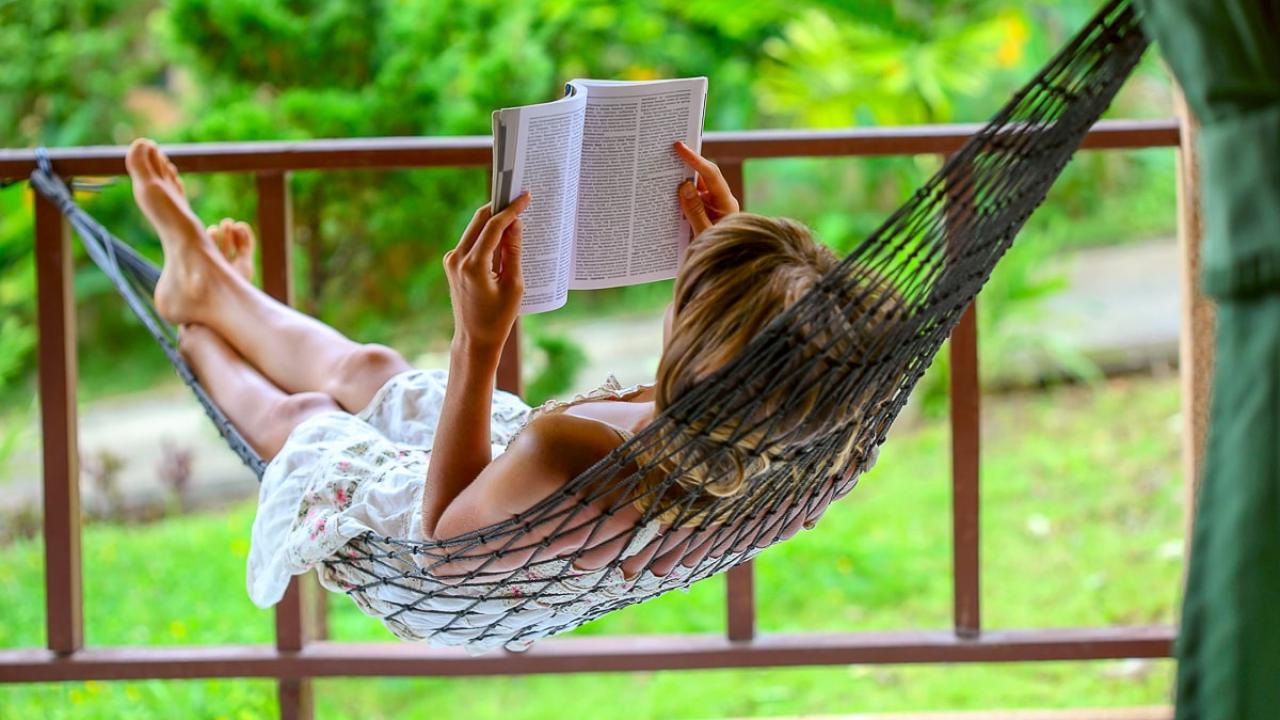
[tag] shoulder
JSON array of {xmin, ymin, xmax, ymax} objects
[
  {"xmin": 488, "ymin": 412, "xmax": 632, "ymax": 515},
  {"xmin": 432, "ymin": 412, "xmax": 627, "ymax": 540},
  {"xmin": 514, "ymin": 412, "xmax": 628, "ymax": 464}
]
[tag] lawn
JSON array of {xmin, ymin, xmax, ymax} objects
[{"xmin": 0, "ymin": 374, "xmax": 1185, "ymax": 719}]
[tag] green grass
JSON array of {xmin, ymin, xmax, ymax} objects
[{"xmin": 0, "ymin": 375, "xmax": 1184, "ymax": 718}]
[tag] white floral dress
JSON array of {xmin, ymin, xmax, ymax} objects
[{"xmin": 246, "ymin": 369, "xmax": 694, "ymax": 654}]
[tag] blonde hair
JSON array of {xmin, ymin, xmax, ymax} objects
[{"xmin": 632, "ymin": 213, "xmax": 900, "ymax": 526}]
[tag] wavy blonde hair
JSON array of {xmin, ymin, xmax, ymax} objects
[{"xmin": 631, "ymin": 213, "xmax": 901, "ymax": 526}]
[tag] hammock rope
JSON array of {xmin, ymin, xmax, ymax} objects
[{"xmin": 29, "ymin": 0, "xmax": 1148, "ymax": 648}]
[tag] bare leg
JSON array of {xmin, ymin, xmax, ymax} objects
[
  {"xmin": 178, "ymin": 324, "xmax": 341, "ymax": 460},
  {"xmin": 127, "ymin": 139, "xmax": 411, "ymax": 412}
]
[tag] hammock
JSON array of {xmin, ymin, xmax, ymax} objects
[{"xmin": 30, "ymin": 0, "xmax": 1148, "ymax": 649}]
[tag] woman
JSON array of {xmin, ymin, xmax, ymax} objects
[{"xmin": 125, "ymin": 138, "xmax": 873, "ymax": 652}]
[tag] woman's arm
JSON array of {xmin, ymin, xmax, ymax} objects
[{"xmin": 422, "ymin": 195, "xmax": 530, "ymax": 537}]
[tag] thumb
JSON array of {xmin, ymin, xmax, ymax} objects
[{"xmin": 678, "ymin": 180, "xmax": 712, "ymax": 236}]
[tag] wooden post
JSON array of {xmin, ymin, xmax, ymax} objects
[
  {"xmin": 35, "ymin": 186, "xmax": 83, "ymax": 655},
  {"xmin": 949, "ymin": 303, "xmax": 982, "ymax": 639},
  {"xmin": 496, "ymin": 323, "xmax": 522, "ymax": 396},
  {"xmin": 1173, "ymin": 89, "xmax": 1213, "ymax": 550},
  {"xmin": 942, "ymin": 151, "xmax": 981, "ymax": 640},
  {"xmin": 257, "ymin": 171, "xmax": 321, "ymax": 720},
  {"xmin": 717, "ymin": 159, "xmax": 756, "ymax": 642}
]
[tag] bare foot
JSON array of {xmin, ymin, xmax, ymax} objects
[
  {"xmin": 208, "ymin": 219, "xmax": 256, "ymax": 282},
  {"xmin": 125, "ymin": 138, "xmax": 232, "ymax": 325}
]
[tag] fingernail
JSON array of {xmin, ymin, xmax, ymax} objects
[{"xmin": 679, "ymin": 181, "xmax": 696, "ymax": 199}]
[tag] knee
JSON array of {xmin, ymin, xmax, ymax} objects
[{"xmin": 331, "ymin": 344, "xmax": 411, "ymax": 393}]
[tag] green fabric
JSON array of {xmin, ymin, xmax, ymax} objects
[
  {"xmin": 1138, "ymin": 0, "xmax": 1280, "ymax": 300},
  {"xmin": 1176, "ymin": 299, "xmax": 1280, "ymax": 720},
  {"xmin": 1135, "ymin": 2, "xmax": 1280, "ymax": 719},
  {"xmin": 1199, "ymin": 107, "xmax": 1280, "ymax": 298}
]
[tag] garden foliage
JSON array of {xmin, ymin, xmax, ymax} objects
[{"xmin": 0, "ymin": 0, "xmax": 1172, "ymax": 404}]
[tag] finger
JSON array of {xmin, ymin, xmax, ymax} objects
[
  {"xmin": 678, "ymin": 180, "xmax": 712, "ymax": 236},
  {"xmin": 675, "ymin": 142, "xmax": 737, "ymax": 211},
  {"xmin": 674, "ymin": 141, "xmax": 728, "ymax": 187},
  {"xmin": 674, "ymin": 140, "xmax": 719, "ymax": 174},
  {"xmin": 472, "ymin": 191, "xmax": 530, "ymax": 263},
  {"xmin": 455, "ymin": 203, "xmax": 494, "ymax": 256}
]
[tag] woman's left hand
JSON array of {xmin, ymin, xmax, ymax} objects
[{"xmin": 443, "ymin": 193, "xmax": 530, "ymax": 354}]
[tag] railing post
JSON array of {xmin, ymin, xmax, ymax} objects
[
  {"xmin": 497, "ymin": 322, "xmax": 522, "ymax": 396},
  {"xmin": 1172, "ymin": 90, "xmax": 1212, "ymax": 554},
  {"xmin": 944, "ymin": 150, "xmax": 982, "ymax": 640},
  {"xmin": 257, "ymin": 171, "xmax": 320, "ymax": 720},
  {"xmin": 949, "ymin": 303, "xmax": 982, "ymax": 639},
  {"xmin": 257, "ymin": 172, "xmax": 295, "ymax": 306},
  {"xmin": 35, "ymin": 184, "xmax": 83, "ymax": 655},
  {"xmin": 715, "ymin": 159, "xmax": 756, "ymax": 642}
]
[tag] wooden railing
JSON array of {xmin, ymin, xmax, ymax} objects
[{"xmin": 0, "ymin": 118, "xmax": 1185, "ymax": 719}]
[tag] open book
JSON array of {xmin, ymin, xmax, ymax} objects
[{"xmin": 492, "ymin": 77, "xmax": 708, "ymax": 314}]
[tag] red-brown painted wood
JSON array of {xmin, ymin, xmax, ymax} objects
[
  {"xmin": 256, "ymin": 172, "xmax": 294, "ymax": 305},
  {"xmin": 496, "ymin": 323, "xmax": 522, "ymax": 397},
  {"xmin": 34, "ymin": 189, "xmax": 83, "ymax": 655},
  {"xmin": 278, "ymin": 679, "xmax": 314, "ymax": 720},
  {"xmin": 949, "ymin": 304, "xmax": 981, "ymax": 638},
  {"xmin": 726, "ymin": 564, "xmax": 756, "ymax": 642},
  {"xmin": 715, "ymin": 159, "xmax": 757, "ymax": 643},
  {"xmin": 256, "ymin": 171, "xmax": 318, "ymax": 720},
  {"xmin": 0, "ymin": 120, "xmax": 1180, "ymax": 180},
  {"xmin": 6, "ymin": 120, "xmax": 1186, "ymax": 697},
  {"xmin": 0, "ymin": 626, "xmax": 1175, "ymax": 682}
]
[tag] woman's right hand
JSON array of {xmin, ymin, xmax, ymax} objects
[
  {"xmin": 442, "ymin": 193, "xmax": 530, "ymax": 355},
  {"xmin": 674, "ymin": 141, "xmax": 740, "ymax": 236}
]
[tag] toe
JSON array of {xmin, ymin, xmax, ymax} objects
[
  {"xmin": 218, "ymin": 219, "xmax": 235, "ymax": 253},
  {"xmin": 163, "ymin": 159, "xmax": 187, "ymax": 196},
  {"xmin": 208, "ymin": 225, "xmax": 226, "ymax": 254},
  {"xmin": 125, "ymin": 139, "xmax": 154, "ymax": 178},
  {"xmin": 144, "ymin": 143, "xmax": 169, "ymax": 182},
  {"xmin": 232, "ymin": 221, "xmax": 256, "ymax": 252}
]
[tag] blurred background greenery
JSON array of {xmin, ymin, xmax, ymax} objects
[
  {"xmin": 1, "ymin": 1, "xmax": 1185, "ymax": 717},
  {"xmin": 0, "ymin": 0, "xmax": 1174, "ymax": 407}
]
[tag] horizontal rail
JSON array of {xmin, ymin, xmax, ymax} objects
[
  {"xmin": 0, "ymin": 626, "xmax": 1174, "ymax": 682},
  {"xmin": 0, "ymin": 119, "xmax": 1179, "ymax": 179}
]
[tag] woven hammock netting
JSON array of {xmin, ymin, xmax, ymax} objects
[{"xmin": 31, "ymin": 0, "xmax": 1148, "ymax": 648}]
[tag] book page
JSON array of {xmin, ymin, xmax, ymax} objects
[
  {"xmin": 492, "ymin": 90, "xmax": 587, "ymax": 314},
  {"xmin": 568, "ymin": 77, "xmax": 707, "ymax": 290}
]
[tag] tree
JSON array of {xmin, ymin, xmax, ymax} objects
[
  {"xmin": 0, "ymin": 0, "xmax": 162, "ymax": 394},
  {"xmin": 158, "ymin": 0, "xmax": 799, "ymax": 343}
]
